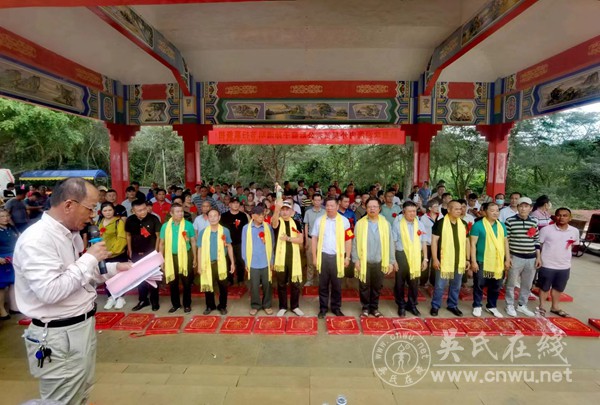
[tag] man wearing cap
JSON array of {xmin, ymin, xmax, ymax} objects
[
  {"xmin": 311, "ymin": 196, "xmax": 353, "ymax": 318},
  {"xmin": 220, "ymin": 196, "xmax": 249, "ymax": 286},
  {"xmin": 242, "ymin": 204, "xmax": 274, "ymax": 315},
  {"xmin": 272, "ymin": 199, "xmax": 304, "ymax": 316},
  {"xmin": 504, "ymin": 197, "xmax": 541, "ymax": 317}
]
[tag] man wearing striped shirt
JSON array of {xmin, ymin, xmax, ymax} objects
[{"xmin": 504, "ymin": 197, "xmax": 541, "ymax": 317}]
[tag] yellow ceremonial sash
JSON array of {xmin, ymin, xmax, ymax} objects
[
  {"xmin": 400, "ymin": 217, "xmax": 422, "ymax": 280},
  {"xmin": 482, "ymin": 219, "xmax": 505, "ymax": 279},
  {"xmin": 245, "ymin": 222, "xmax": 273, "ymax": 282},
  {"xmin": 316, "ymin": 214, "xmax": 346, "ymax": 278},
  {"xmin": 164, "ymin": 219, "xmax": 188, "ymax": 284},
  {"xmin": 200, "ymin": 225, "xmax": 227, "ymax": 292},
  {"xmin": 440, "ymin": 215, "xmax": 467, "ymax": 279},
  {"xmin": 355, "ymin": 216, "xmax": 390, "ymax": 283},
  {"xmin": 274, "ymin": 219, "xmax": 302, "ymax": 283}
]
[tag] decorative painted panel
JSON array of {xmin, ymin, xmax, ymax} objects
[
  {"xmin": 128, "ymin": 98, "xmax": 180, "ymax": 125},
  {"xmin": 434, "ymin": 98, "xmax": 488, "ymax": 125}
]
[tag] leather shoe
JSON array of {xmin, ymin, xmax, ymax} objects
[
  {"xmin": 203, "ymin": 308, "xmax": 214, "ymax": 315},
  {"xmin": 408, "ymin": 307, "xmax": 421, "ymax": 317},
  {"xmin": 430, "ymin": 308, "xmax": 439, "ymax": 316},
  {"xmin": 318, "ymin": 311, "xmax": 326, "ymax": 319},
  {"xmin": 184, "ymin": 307, "xmax": 191, "ymax": 313},
  {"xmin": 447, "ymin": 307, "xmax": 463, "ymax": 317},
  {"xmin": 151, "ymin": 305, "xmax": 160, "ymax": 311},
  {"xmin": 333, "ymin": 310, "xmax": 345, "ymax": 317},
  {"xmin": 168, "ymin": 306, "xmax": 181, "ymax": 313},
  {"xmin": 398, "ymin": 308, "xmax": 406, "ymax": 317},
  {"xmin": 219, "ymin": 308, "xmax": 228, "ymax": 315},
  {"xmin": 132, "ymin": 301, "xmax": 150, "ymax": 311}
]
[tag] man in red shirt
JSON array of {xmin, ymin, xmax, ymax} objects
[{"xmin": 152, "ymin": 188, "xmax": 171, "ymax": 223}]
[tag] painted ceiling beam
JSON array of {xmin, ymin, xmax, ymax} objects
[
  {"xmin": 424, "ymin": 0, "xmax": 538, "ymax": 96},
  {"xmin": 0, "ymin": 0, "xmax": 269, "ymax": 8},
  {"xmin": 88, "ymin": 5, "xmax": 193, "ymax": 96}
]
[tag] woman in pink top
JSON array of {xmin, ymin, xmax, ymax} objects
[{"xmin": 531, "ymin": 195, "xmax": 553, "ymax": 229}]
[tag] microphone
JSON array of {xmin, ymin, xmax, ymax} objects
[{"xmin": 88, "ymin": 225, "xmax": 107, "ymax": 275}]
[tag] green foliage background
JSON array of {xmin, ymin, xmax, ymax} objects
[{"xmin": 1, "ymin": 98, "xmax": 598, "ymax": 208}]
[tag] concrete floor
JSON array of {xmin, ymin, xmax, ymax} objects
[{"xmin": 1, "ymin": 253, "xmax": 599, "ymax": 404}]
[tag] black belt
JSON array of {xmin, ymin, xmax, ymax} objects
[{"xmin": 32, "ymin": 305, "xmax": 96, "ymax": 328}]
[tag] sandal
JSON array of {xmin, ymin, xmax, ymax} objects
[
  {"xmin": 536, "ymin": 307, "xmax": 546, "ymax": 317},
  {"xmin": 372, "ymin": 310, "xmax": 384, "ymax": 318},
  {"xmin": 550, "ymin": 309, "xmax": 569, "ymax": 317},
  {"xmin": 360, "ymin": 310, "xmax": 370, "ymax": 318}
]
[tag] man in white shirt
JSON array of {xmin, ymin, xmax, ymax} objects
[
  {"xmin": 499, "ymin": 192, "xmax": 521, "ymax": 223},
  {"xmin": 13, "ymin": 178, "xmax": 131, "ymax": 404}
]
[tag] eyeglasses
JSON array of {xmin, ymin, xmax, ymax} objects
[{"xmin": 71, "ymin": 199, "xmax": 95, "ymax": 213}]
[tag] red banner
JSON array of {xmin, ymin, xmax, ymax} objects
[{"xmin": 208, "ymin": 127, "xmax": 405, "ymax": 145}]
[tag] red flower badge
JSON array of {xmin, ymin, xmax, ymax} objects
[
  {"xmin": 392, "ymin": 213, "xmax": 397, "ymax": 218},
  {"xmin": 234, "ymin": 219, "xmax": 241, "ymax": 229},
  {"xmin": 566, "ymin": 239, "xmax": 576, "ymax": 249},
  {"xmin": 264, "ymin": 216, "xmax": 271, "ymax": 224},
  {"xmin": 527, "ymin": 227, "xmax": 536, "ymax": 238},
  {"xmin": 466, "ymin": 222, "xmax": 473, "ymax": 235},
  {"xmin": 140, "ymin": 227, "xmax": 150, "ymax": 238},
  {"xmin": 417, "ymin": 230, "xmax": 424, "ymax": 236},
  {"xmin": 182, "ymin": 231, "xmax": 188, "ymax": 241},
  {"xmin": 291, "ymin": 227, "xmax": 298, "ymax": 234},
  {"xmin": 99, "ymin": 227, "xmax": 106, "ymax": 236},
  {"xmin": 259, "ymin": 231, "xmax": 265, "ymax": 243},
  {"xmin": 221, "ymin": 234, "xmax": 227, "ymax": 245}
]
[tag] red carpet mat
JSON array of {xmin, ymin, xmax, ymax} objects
[
  {"xmin": 302, "ymin": 286, "xmax": 319, "ymax": 297},
  {"xmin": 380, "ymin": 288, "xmax": 425, "ymax": 301},
  {"xmin": 253, "ymin": 316, "xmax": 287, "ymax": 335},
  {"xmin": 588, "ymin": 318, "xmax": 600, "ymax": 331},
  {"xmin": 183, "ymin": 316, "xmax": 220, "ymax": 334},
  {"xmin": 530, "ymin": 287, "xmax": 573, "ymax": 302},
  {"xmin": 219, "ymin": 316, "xmax": 255, "ymax": 334},
  {"xmin": 425, "ymin": 318, "xmax": 467, "ymax": 337},
  {"xmin": 360, "ymin": 317, "xmax": 394, "ymax": 335},
  {"xmin": 456, "ymin": 317, "xmax": 502, "ymax": 336},
  {"xmin": 485, "ymin": 318, "xmax": 528, "ymax": 336},
  {"xmin": 95, "ymin": 311, "xmax": 126, "ymax": 330},
  {"xmin": 226, "ymin": 285, "xmax": 248, "ymax": 299},
  {"xmin": 191, "ymin": 285, "xmax": 206, "ymax": 297},
  {"xmin": 392, "ymin": 318, "xmax": 432, "ymax": 335},
  {"xmin": 326, "ymin": 316, "xmax": 360, "ymax": 335},
  {"xmin": 112, "ymin": 313, "xmax": 155, "ymax": 331},
  {"xmin": 286, "ymin": 317, "xmax": 318, "ymax": 335},
  {"xmin": 341, "ymin": 289, "xmax": 360, "ymax": 302},
  {"xmin": 515, "ymin": 317, "xmax": 565, "ymax": 336},
  {"xmin": 548, "ymin": 317, "xmax": 600, "ymax": 337},
  {"xmin": 145, "ymin": 316, "xmax": 184, "ymax": 335}
]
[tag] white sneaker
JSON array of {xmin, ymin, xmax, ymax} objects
[
  {"xmin": 486, "ymin": 307, "xmax": 504, "ymax": 318},
  {"xmin": 276, "ymin": 309, "xmax": 287, "ymax": 317},
  {"xmin": 506, "ymin": 305, "xmax": 517, "ymax": 317},
  {"xmin": 114, "ymin": 297, "xmax": 126, "ymax": 310},
  {"xmin": 472, "ymin": 307, "xmax": 482, "ymax": 317},
  {"xmin": 517, "ymin": 305, "xmax": 535, "ymax": 317},
  {"xmin": 104, "ymin": 296, "xmax": 116, "ymax": 310},
  {"xmin": 292, "ymin": 308, "xmax": 305, "ymax": 316}
]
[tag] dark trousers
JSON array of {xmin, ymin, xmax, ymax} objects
[
  {"xmin": 359, "ymin": 262, "xmax": 384, "ymax": 311},
  {"xmin": 205, "ymin": 261, "xmax": 229, "ymax": 310},
  {"xmin": 133, "ymin": 252, "xmax": 159, "ymax": 306},
  {"xmin": 419, "ymin": 245, "xmax": 435, "ymax": 287},
  {"xmin": 168, "ymin": 252, "xmax": 194, "ymax": 308},
  {"xmin": 276, "ymin": 263, "xmax": 301, "ymax": 310},
  {"xmin": 227, "ymin": 244, "xmax": 245, "ymax": 285},
  {"xmin": 473, "ymin": 262, "xmax": 504, "ymax": 309},
  {"xmin": 319, "ymin": 253, "xmax": 342, "ymax": 312},
  {"xmin": 250, "ymin": 267, "xmax": 272, "ymax": 309},
  {"xmin": 394, "ymin": 250, "xmax": 419, "ymax": 310}
]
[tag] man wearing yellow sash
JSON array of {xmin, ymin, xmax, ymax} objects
[
  {"xmin": 159, "ymin": 204, "xmax": 197, "ymax": 313},
  {"xmin": 197, "ymin": 208, "xmax": 235, "ymax": 315},
  {"xmin": 351, "ymin": 197, "xmax": 395, "ymax": 318},
  {"xmin": 391, "ymin": 201, "xmax": 428, "ymax": 317},
  {"xmin": 242, "ymin": 204, "xmax": 275, "ymax": 316},
  {"xmin": 271, "ymin": 199, "xmax": 304, "ymax": 317},
  {"xmin": 310, "ymin": 196, "xmax": 353, "ymax": 319},
  {"xmin": 469, "ymin": 202, "xmax": 510, "ymax": 318},
  {"xmin": 430, "ymin": 200, "xmax": 471, "ymax": 317}
]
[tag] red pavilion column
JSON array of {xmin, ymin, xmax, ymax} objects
[
  {"xmin": 106, "ymin": 123, "xmax": 139, "ymax": 199},
  {"xmin": 173, "ymin": 124, "xmax": 212, "ymax": 190},
  {"xmin": 476, "ymin": 123, "xmax": 514, "ymax": 197},
  {"xmin": 402, "ymin": 124, "xmax": 442, "ymax": 186}
]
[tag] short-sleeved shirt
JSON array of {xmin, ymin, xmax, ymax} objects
[
  {"xmin": 432, "ymin": 218, "xmax": 468, "ymax": 269},
  {"xmin": 125, "ymin": 214, "xmax": 161, "ymax": 256},
  {"xmin": 539, "ymin": 224, "xmax": 579, "ymax": 270},
  {"xmin": 160, "ymin": 220, "xmax": 196, "ymax": 254},
  {"xmin": 5, "ymin": 198, "xmax": 27, "ymax": 224},
  {"xmin": 310, "ymin": 215, "xmax": 351, "ymax": 255},
  {"xmin": 198, "ymin": 227, "xmax": 232, "ymax": 261},
  {"xmin": 381, "ymin": 204, "xmax": 402, "ymax": 225},
  {"xmin": 391, "ymin": 215, "xmax": 426, "ymax": 251},
  {"xmin": 338, "ymin": 208, "xmax": 357, "ymax": 229},
  {"xmin": 303, "ymin": 207, "xmax": 325, "ymax": 236},
  {"xmin": 469, "ymin": 219, "xmax": 507, "ymax": 263},
  {"xmin": 220, "ymin": 211, "xmax": 249, "ymax": 245},
  {"xmin": 152, "ymin": 201, "xmax": 171, "ymax": 223}
]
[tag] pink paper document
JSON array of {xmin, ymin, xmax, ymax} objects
[{"xmin": 105, "ymin": 251, "xmax": 164, "ymax": 297}]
